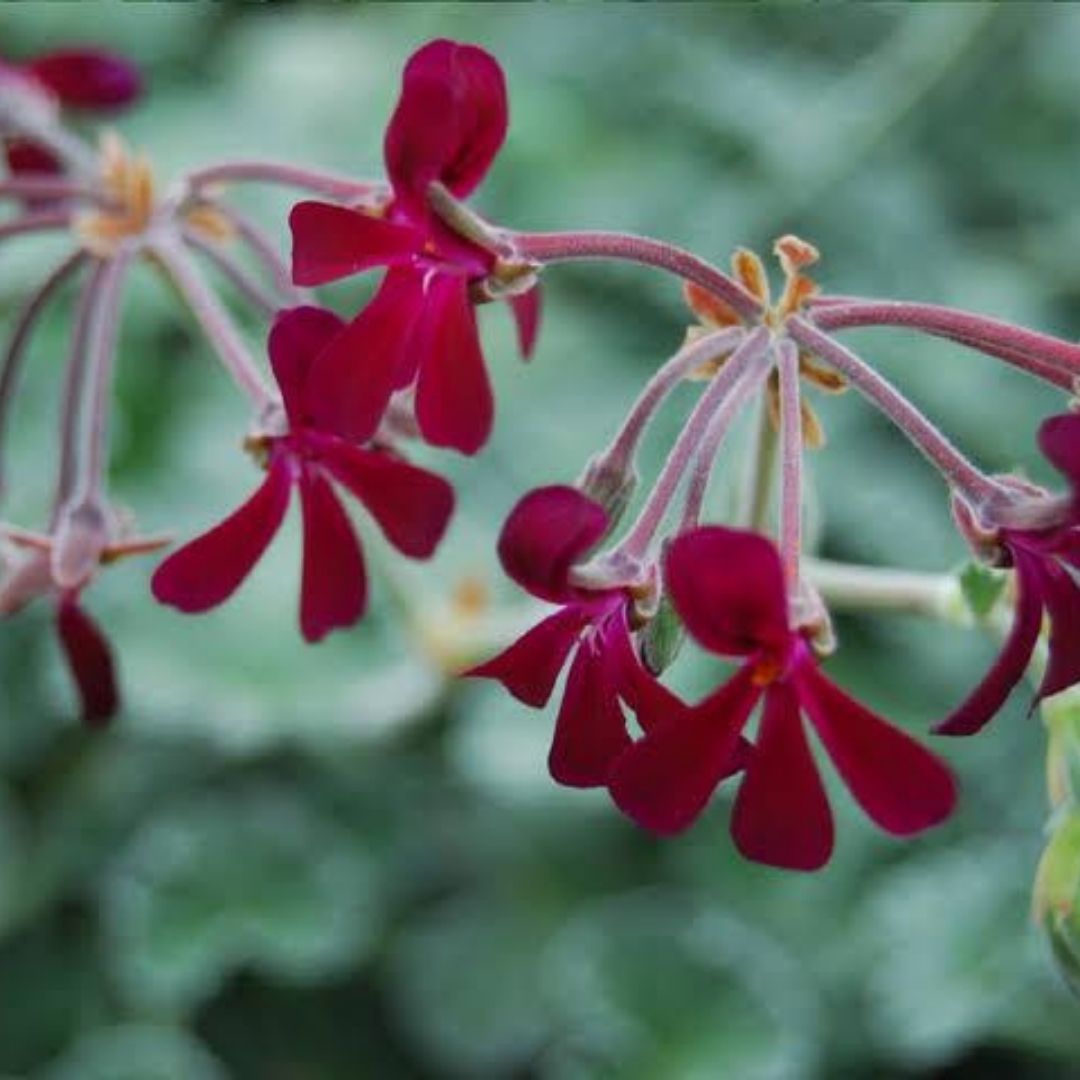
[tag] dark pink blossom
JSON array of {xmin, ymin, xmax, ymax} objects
[
  {"xmin": 151, "ymin": 306, "xmax": 455, "ymax": 642},
  {"xmin": 937, "ymin": 412, "xmax": 1080, "ymax": 736},
  {"xmin": 609, "ymin": 527, "xmax": 956, "ymax": 871},
  {"xmin": 289, "ymin": 39, "xmax": 540, "ymax": 456},
  {"xmin": 1, "ymin": 48, "xmax": 141, "ymax": 178},
  {"xmin": 468, "ymin": 485, "xmax": 640, "ymax": 787},
  {"xmin": 0, "ymin": 547, "xmax": 117, "ymax": 727}
]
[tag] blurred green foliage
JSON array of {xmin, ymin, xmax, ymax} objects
[{"xmin": 2, "ymin": 5, "xmax": 1080, "ymax": 1078}]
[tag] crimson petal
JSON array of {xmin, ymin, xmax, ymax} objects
[
  {"xmin": 56, "ymin": 596, "xmax": 118, "ymax": 727},
  {"xmin": 306, "ymin": 267, "xmax": 425, "ymax": 443},
  {"xmin": 317, "ymin": 440, "xmax": 454, "ymax": 558},
  {"xmin": 385, "ymin": 39, "xmax": 508, "ymax": 221},
  {"xmin": 1039, "ymin": 413, "xmax": 1080, "ymax": 494},
  {"xmin": 6, "ymin": 139, "xmax": 62, "ymax": 178},
  {"xmin": 497, "ymin": 485, "xmax": 608, "ymax": 603},
  {"xmin": 1038, "ymin": 561, "xmax": 1080, "ymax": 702},
  {"xmin": 268, "ymin": 306, "xmax": 345, "ymax": 428},
  {"xmin": 665, "ymin": 527, "xmax": 790, "ymax": 659},
  {"xmin": 549, "ymin": 634, "xmax": 631, "ymax": 788},
  {"xmin": 413, "ymin": 274, "xmax": 493, "ymax": 454},
  {"xmin": 467, "ymin": 604, "xmax": 590, "ymax": 707},
  {"xmin": 731, "ymin": 681, "xmax": 833, "ymax": 871},
  {"xmin": 298, "ymin": 469, "xmax": 366, "ymax": 643},
  {"xmin": 609, "ymin": 665, "xmax": 761, "ymax": 835},
  {"xmin": 27, "ymin": 49, "xmax": 141, "ymax": 109},
  {"xmin": 152, "ymin": 455, "xmax": 292, "ymax": 612},
  {"xmin": 935, "ymin": 548, "xmax": 1045, "ymax": 735},
  {"xmin": 508, "ymin": 285, "xmax": 541, "ymax": 359},
  {"xmin": 289, "ymin": 201, "xmax": 421, "ymax": 287},
  {"xmin": 797, "ymin": 662, "xmax": 956, "ymax": 836}
]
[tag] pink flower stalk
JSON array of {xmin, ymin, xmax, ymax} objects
[
  {"xmin": 468, "ymin": 485, "xmax": 651, "ymax": 787},
  {"xmin": 1, "ymin": 541, "xmax": 119, "ymax": 727},
  {"xmin": 289, "ymin": 39, "xmax": 539, "ymax": 456},
  {"xmin": 0, "ymin": 47, "xmax": 141, "ymax": 177},
  {"xmin": 937, "ymin": 413, "xmax": 1080, "ymax": 736},
  {"xmin": 609, "ymin": 527, "xmax": 957, "ymax": 871},
  {"xmin": 151, "ymin": 306, "xmax": 455, "ymax": 642}
]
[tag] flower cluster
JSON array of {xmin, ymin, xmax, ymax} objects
[{"xmin": 2, "ymin": 36, "xmax": 1080, "ymax": 881}]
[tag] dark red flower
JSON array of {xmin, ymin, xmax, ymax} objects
[
  {"xmin": 151, "ymin": 306, "xmax": 455, "ymax": 642},
  {"xmin": 468, "ymin": 485, "xmax": 640, "ymax": 787},
  {"xmin": 1, "ymin": 48, "xmax": 141, "ymax": 178},
  {"xmin": 0, "ymin": 547, "xmax": 118, "ymax": 727},
  {"xmin": 937, "ymin": 412, "xmax": 1080, "ymax": 736},
  {"xmin": 289, "ymin": 39, "xmax": 539, "ymax": 456},
  {"xmin": 609, "ymin": 527, "xmax": 956, "ymax": 871}
]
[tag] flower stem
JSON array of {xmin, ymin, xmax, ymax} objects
[
  {"xmin": 182, "ymin": 227, "xmax": 281, "ymax": 318},
  {"xmin": 0, "ymin": 209, "xmax": 72, "ymax": 242},
  {"xmin": 741, "ymin": 394, "xmax": 778, "ymax": 531},
  {"xmin": 803, "ymin": 557, "xmax": 958, "ymax": 619},
  {"xmin": 776, "ymin": 338, "xmax": 803, "ymax": 587},
  {"xmin": 788, "ymin": 316, "xmax": 1007, "ymax": 511},
  {"xmin": 680, "ymin": 349, "xmax": 774, "ymax": 532},
  {"xmin": 0, "ymin": 177, "xmax": 104, "ymax": 203},
  {"xmin": 598, "ymin": 326, "xmax": 745, "ymax": 473},
  {"xmin": 0, "ymin": 250, "xmax": 86, "ymax": 505},
  {"xmin": 199, "ymin": 198, "xmax": 308, "ymax": 304},
  {"xmin": 509, "ymin": 229, "xmax": 763, "ymax": 321},
  {"xmin": 186, "ymin": 161, "xmax": 384, "ymax": 202},
  {"xmin": 809, "ymin": 297, "xmax": 1080, "ymax": 390},
  {"xmin": 151, "ymin": 237, "xmax": 277, "ymax": 412},
  {"xmin": 615, "ymin": 326, "xmax": 772, "ymax": 561}
]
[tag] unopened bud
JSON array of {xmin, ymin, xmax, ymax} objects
[
  {"xmin": 639, "ymin": 589, "xmax": 685, "ymax": 675},
  {"xmin": 1034, "ymin": 811, "xmax": 1080, "ymax": 996}
]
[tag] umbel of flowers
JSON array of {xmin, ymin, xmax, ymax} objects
[{"xmin": 2, "ymin": 40, "xmax": 1080, "ymax": 886}]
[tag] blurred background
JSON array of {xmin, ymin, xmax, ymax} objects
[{"xmin": 2, "ymin": 5, "xmax": 1080, "ymax": 1078}]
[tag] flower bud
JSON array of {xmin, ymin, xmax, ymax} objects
[
  {"xmin": 1034, "ymin": 811, "xmax": 1080, "ymax": 996},
  {"xmin": 639, "ymin": 589, "xmax": 685, "ymax": 676}
]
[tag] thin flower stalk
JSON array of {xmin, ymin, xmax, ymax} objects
[
  {"xmin": 509, "ymin": 229, "xmax": 764, "ymax": 321},
  {"xmin": 182, "ymin": 227, "xmax": 282, "ymax": 317},
  {"xmin": 0, "ymin": 250, "xmax": 86, "ymax": 502},
  {"xmin": 788, "ymin": 315, "xmax": 1007, "ymax": 512},
  {"xmin": 613, "ymin": 325, "xmax": 771, "ymax": 562},
  {"xmin": 810, "ymin": 297, "xmax": 1080, "ymax": 389},
  {"xmin": 776, "ymin": 338, "xmax": 803, "ymax": 587},
  {"xmin": 186, "ymin": 160, "xmax": 384, "ymax": 202}
]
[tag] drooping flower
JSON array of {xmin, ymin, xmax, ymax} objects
[
  {"xmin": 0, "ymin": 48, "xmax": 141, "ymax": 177},
  {"xmin": 151, "ymin": 306, "xmax": 455, "ymax": 642},
  {"xmin": 468, "ymin": 485, "xmax": 645, "ymax": 786},
  {"xmin": 937, "ymin": 412, "xmax": 1080, "ymax": 736},
  {"xmin": 609, "ymin": 527, "xmax": 956, "ymax": 871},
  {"xmin": 289, "ymin": 39, "xmax": 540, "ymax": 456},
  {"xmin": 0, "ymin": 528, "xmax": 153, "ymax": 728}
]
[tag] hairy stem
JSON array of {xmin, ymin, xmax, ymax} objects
[
  {"xmin": 680, "ymin": 349, "xmax": 774, "ymax": 532},
  {"xmin": 614, "ymin": 326, "xmax": 772, "ymax": 561},
  {"xmin": 777, "ymin": 338, "xmax": 803, "ymax": 586},
  {"xmin": 788, "ymin": 317, "xmax": 1007, "ymax": 511},
  {"xmin": 509, "ymin": 229, "xmax": 763, "ymax": 320},
  {"xmin": 809, "ymin": 298, "xmax": 1080, "ymax": 389},
  {"xmin": 187, "ymin": 161, "xmax": 384, "ymax": 202},
  {"xmin": 598, "ymin": 326, "xmax": 745, "ymax": 473},
  {"xmin": 182, "ymin": 228, "xmax": 281, "ymax": 318},
  {"xmin": 0, "ymin": 250, "xmax": 86, "ymax": 504},
  {"xmin": 741, "ymin": 394, "xmax": 778, "ymax": 531},
  {"xmin": 151, "ymin": 237, "xmax": 277, "ymax": 411}
]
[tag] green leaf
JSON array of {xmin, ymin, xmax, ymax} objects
[
  {"xmin": 40, "ymin": 1025, "xmax": 226, "ymax": 1080},
  {"xmin": 958, "ymin": 562, "xmax": 1007, "ymax": 620},
  {"xmin": 100, "ymin": 784, "xmax": 383, "ymax": 1014}
]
